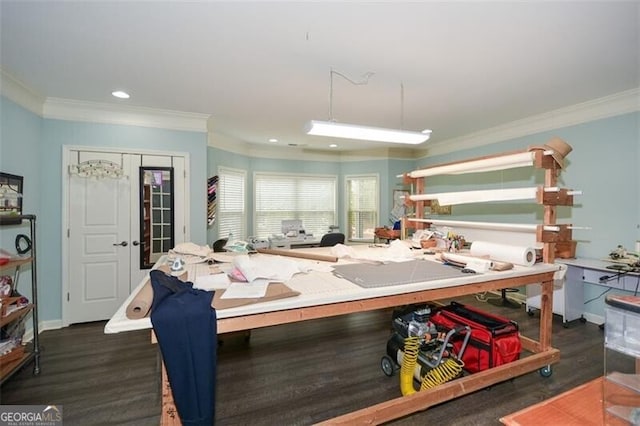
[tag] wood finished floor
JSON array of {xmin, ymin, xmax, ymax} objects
[{"xmin": 0, "ymin": 294, "xmax": 604, "ymax": 425}]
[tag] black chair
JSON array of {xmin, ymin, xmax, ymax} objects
[
  {"xmin": 212, "ymin": 238, "xmax": 228, "ymax": 252},
  {"xmin": 487, "ymin": 288, "xmax": 521, "ymax": 309},
  {"xmin": 319, "ymin": 233, "xmax": 345, "ymax": 247}
]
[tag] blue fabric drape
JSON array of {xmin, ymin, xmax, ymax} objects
[{"xmin": 150, "ymin": 270, "xmax": 217, "ymax": 425}]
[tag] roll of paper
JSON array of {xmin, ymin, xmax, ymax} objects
[
  {"xmin": 440, "ymin": 252, "xmax": 494, "ymax": 270},
  {"xmin": 125, "ymin": 266, "xmax": 188, "ymax": 319},
  {"xmin": 470, "ymin": 241, "xmax": 537, "ymax": 267},
  {"xmin": 125, "ymin": 279, "xmax": 154, "ymax": 319},
  {"xmin": 635, "ymin": 241, "xmax": 640, "ymax": 254}
]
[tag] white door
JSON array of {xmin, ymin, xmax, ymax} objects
[
  {"xmin": 66, "ymin": 149, "xmax": 188, "ymax": 324},
  {"xmin": 68, "ymin": 152, "xmax": 132, "ymax": 323}
]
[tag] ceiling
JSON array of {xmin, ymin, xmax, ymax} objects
[{"xmin": 1, "ymin": 1, "xmax": 638, "ymax": 153}]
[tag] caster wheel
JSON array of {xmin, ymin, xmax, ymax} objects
[
  {"xmin": 381, "ymin": 355, "xmax": 395, "ymax": 377},
  {"xmin": 539, "ymin": 365, "xmax": 552, "ymax": 378},
  {"xmin": 527, "ymin": 310, "xmax": 534, "ymax": 317},
  {"xmin": 562, "ymin": 322, "xmax": 569, "ymax": 329},
  {"xmin": 579, "ymin": 317, "xmax": 587, "ymax": 324}
]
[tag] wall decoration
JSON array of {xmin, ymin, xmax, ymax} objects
[
  {"xmin": 0, "ymin": 172, "xmax": 24, "ymax": 224},
  {"xmin": 207, "ymin": 176, "xmax": 218, "ymax": 226}
]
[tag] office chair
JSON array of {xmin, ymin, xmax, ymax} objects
[
  {"xmin": 319, "ymin": 233, "xmax": 345, "ymax": 247},
  {"xmin": 212, "ymin": 238, "xmax": 228, "ymax": 252}
]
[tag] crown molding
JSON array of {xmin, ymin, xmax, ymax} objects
[
  {"xmin": 0, "ymin": 69, "xmax": 45, "ymax": 116},
  {"xmin": 423, "ymin": 87, "xmax": 640, "ymax": 158},
  {"xmin": 43, "ymin": 98, "xmax": 210, "ymax": 133}
]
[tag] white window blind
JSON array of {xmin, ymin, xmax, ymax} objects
[
  {"xmin": 218, "ymin": 167, "xmax": 246, "ymax": 240},
  {"xmin": 346, "ymin": 174, "xmax": 378, "ymax": 241},
  {"xmin": 255, "ymin": 172, "xmax": 337, "ymax": 238}
]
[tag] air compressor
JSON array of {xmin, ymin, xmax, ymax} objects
[{"xmin": 380, "ymin": 305, "xmax": 471, "ymax": 395}]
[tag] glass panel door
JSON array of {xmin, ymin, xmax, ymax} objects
[{"xmin": 139, "ymin": 167, "xmax": 175, "ymax": 269}]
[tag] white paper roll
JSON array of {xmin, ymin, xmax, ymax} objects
[
  {"xmin": 635, "ymin": 241, "xmax": 640, "ymax": 254},
  {"xmin": 470, "ymin": 241, "xmax": 537, "ymax": 267},
  {"xmin": 440, "ymin": 252, "xmax": 494, "ymax": 270}
]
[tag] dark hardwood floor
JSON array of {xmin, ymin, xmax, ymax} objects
[{"xmin": 0, "ymin": 294, "xmax": 604, "ymax": 425}]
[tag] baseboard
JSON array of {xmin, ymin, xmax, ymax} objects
[{"xmin": 22, "ymin": 319, "xmax": 63, "ymax": 342}]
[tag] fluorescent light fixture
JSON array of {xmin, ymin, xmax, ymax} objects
[
  {"xmin": 112, "ymin": 90, "xmax": 130, "ymax": 99},
  {"xmin": 305, "ymin": 120, "xmax": 431, "ymax": 145}
]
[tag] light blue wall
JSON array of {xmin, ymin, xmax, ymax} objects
[
  {"xmin": 0, "ymin": 95, "xmax": 208, "ymax": 323},
  {"xmin": 0, "ymin": 97, "xmax": 42, "ymax": 307}
]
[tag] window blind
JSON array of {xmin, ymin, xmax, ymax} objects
[
  {"xmin": 255, "ymin": 172, "xmax": 336, "ymax": 238},
  {"xmin": 218, "ymin": 167, "xmax": 246, "ymax": 240},
  {"xmin": 346, "ymin": 174, "xmax": 378, "ymax": 241}
]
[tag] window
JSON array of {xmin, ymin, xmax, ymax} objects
[
  {"xmin": 218, "ymin": 167, "xmax": 246, "ymax": 240},
  {"xmin": 346, "ymin": 174, "xmax": 378, "ymax": 241},
  {"xmin": 255, "ymin": 172, "xmax": 336, "ymax": 238}
]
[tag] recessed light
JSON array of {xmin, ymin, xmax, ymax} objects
[
  {"xmin": 112, "ymin": 90, "xmax": 130, "ymax": 99},
  {"xmin": 329, "ymin": 144, "xmax": 338, "ymax": 148},
  {"xmin": 268, "ymin": 138, "xmax": 278, "ymax": 143}
]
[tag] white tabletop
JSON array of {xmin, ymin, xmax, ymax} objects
[{"xmin": 104, "ymin": 246, "xmax": 559, "ymax": 334}]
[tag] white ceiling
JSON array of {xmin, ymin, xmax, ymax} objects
[{"xmin": 1, "ymin": 1, "xmax": 638, "ymax": 153}]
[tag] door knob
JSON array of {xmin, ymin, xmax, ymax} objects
[
  {"xmin": 132, "ymin": 241, "xmax": 140, "ymax": 246},
  {"xmin": 113, "ymin": 241, "xmax": 128, "ymax": 247}
]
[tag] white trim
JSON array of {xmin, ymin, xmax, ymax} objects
[
  {"xmin": 0, "ymin": 68, "xmax": 45, "ymax": 116},
  {"xmin": 44, "ymin": 98, "xmax": 210, "ymax": 133},
  {"xmin": 22, "ymin": 320, "xmax": 63, "ymax": 342},
  {"xmin": 61, "ymin": 145, "xmax": 191, "ymax": 327},
  {"xmin": 423, "ymin": 87, "xmax": 640, "ymax": 157}
]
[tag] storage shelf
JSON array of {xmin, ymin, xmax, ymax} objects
[
  {"xmin": 0, "ymin": 214, "xmax": 40, "ymax": 385},
  {"xmin": 0, "ymin": 303, "xmax": 33, "ymax": 328},
  {"xmin": 0, "ymin": 257, "xmax": 32, "ymax": 272},
  {"xmin": 606, "ymin": 371, "xmax": 640, "ymax": 393},
  {"xmin": 605, "ymin": 405, "xmax": 640, "ymax": 424}
]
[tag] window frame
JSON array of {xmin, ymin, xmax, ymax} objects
[{"xmin": 344, "ymin": 173, "xmax": 379, "ymax": 242}]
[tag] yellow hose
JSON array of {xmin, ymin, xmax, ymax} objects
[
  {"xmin": 400, "ymin": 336, "xmax": 420, "ymax": 396},
  {"xmin": 420, "ymin": 358, "xmax": 464, "ymax": 390},
  {"xmin": 400, "ymin": 337, "xmax": 465, "ymax": 395}
]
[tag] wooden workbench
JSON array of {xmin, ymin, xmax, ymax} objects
[{"xmin": 103, "ymin": 247, "xmax": 560, "ymax": 425}]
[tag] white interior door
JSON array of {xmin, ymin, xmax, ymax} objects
[
  {"xmin": 68, "ymin": 152, "xmax": 132, "ymax": 323},
  {"xmin": 66, "ymin": 148, "xmax": 188, "ymax": 325}
]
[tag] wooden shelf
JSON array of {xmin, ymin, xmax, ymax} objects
[
  {"xmin": 0, "ymin": 257, "xmax": 32, "ymax": 272},
  {"xmin": 0, "ymin": 303, "xmax": 33, "ymax": 328},
  {"xmin": 0, "ymin": 347, "xmax": 34, "ymax": 383}
]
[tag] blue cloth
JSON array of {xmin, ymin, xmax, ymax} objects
[{"xmin": 150, "ymin": 270, "xmax": 217, "ymax": 425}]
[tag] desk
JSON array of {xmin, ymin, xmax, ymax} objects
[
  {"xmin": 105, "ymin": 247, "xmax": 560, "ymax": 425},
  {"xmin": 526, "ymin": 258, "xmax": 640, "ymax": 326}
]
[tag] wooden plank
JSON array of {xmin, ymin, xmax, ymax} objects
[
  {"xmin": 160, "ymin": 362, "xmax": 181, "ymax": 426},
  {"xmin": 318, "ymin": 349, "xmax": 560, "ymax": 425}
]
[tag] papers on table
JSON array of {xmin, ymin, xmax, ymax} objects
[
  {"xmin": 220, "ymin": 279, "xmax": 269, "ymax": 299},
  {"xmin": 193, "ymin": 273, "xmax": 231, "ymax": 291}
]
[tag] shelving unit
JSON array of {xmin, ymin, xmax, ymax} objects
[
  {"xmin": 398, "ymin": 140, "xmax": 577, "ymax": 379},
  {"xmin": 0, "ymin": 214, "xmax": 41, "ymax": 385}
]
